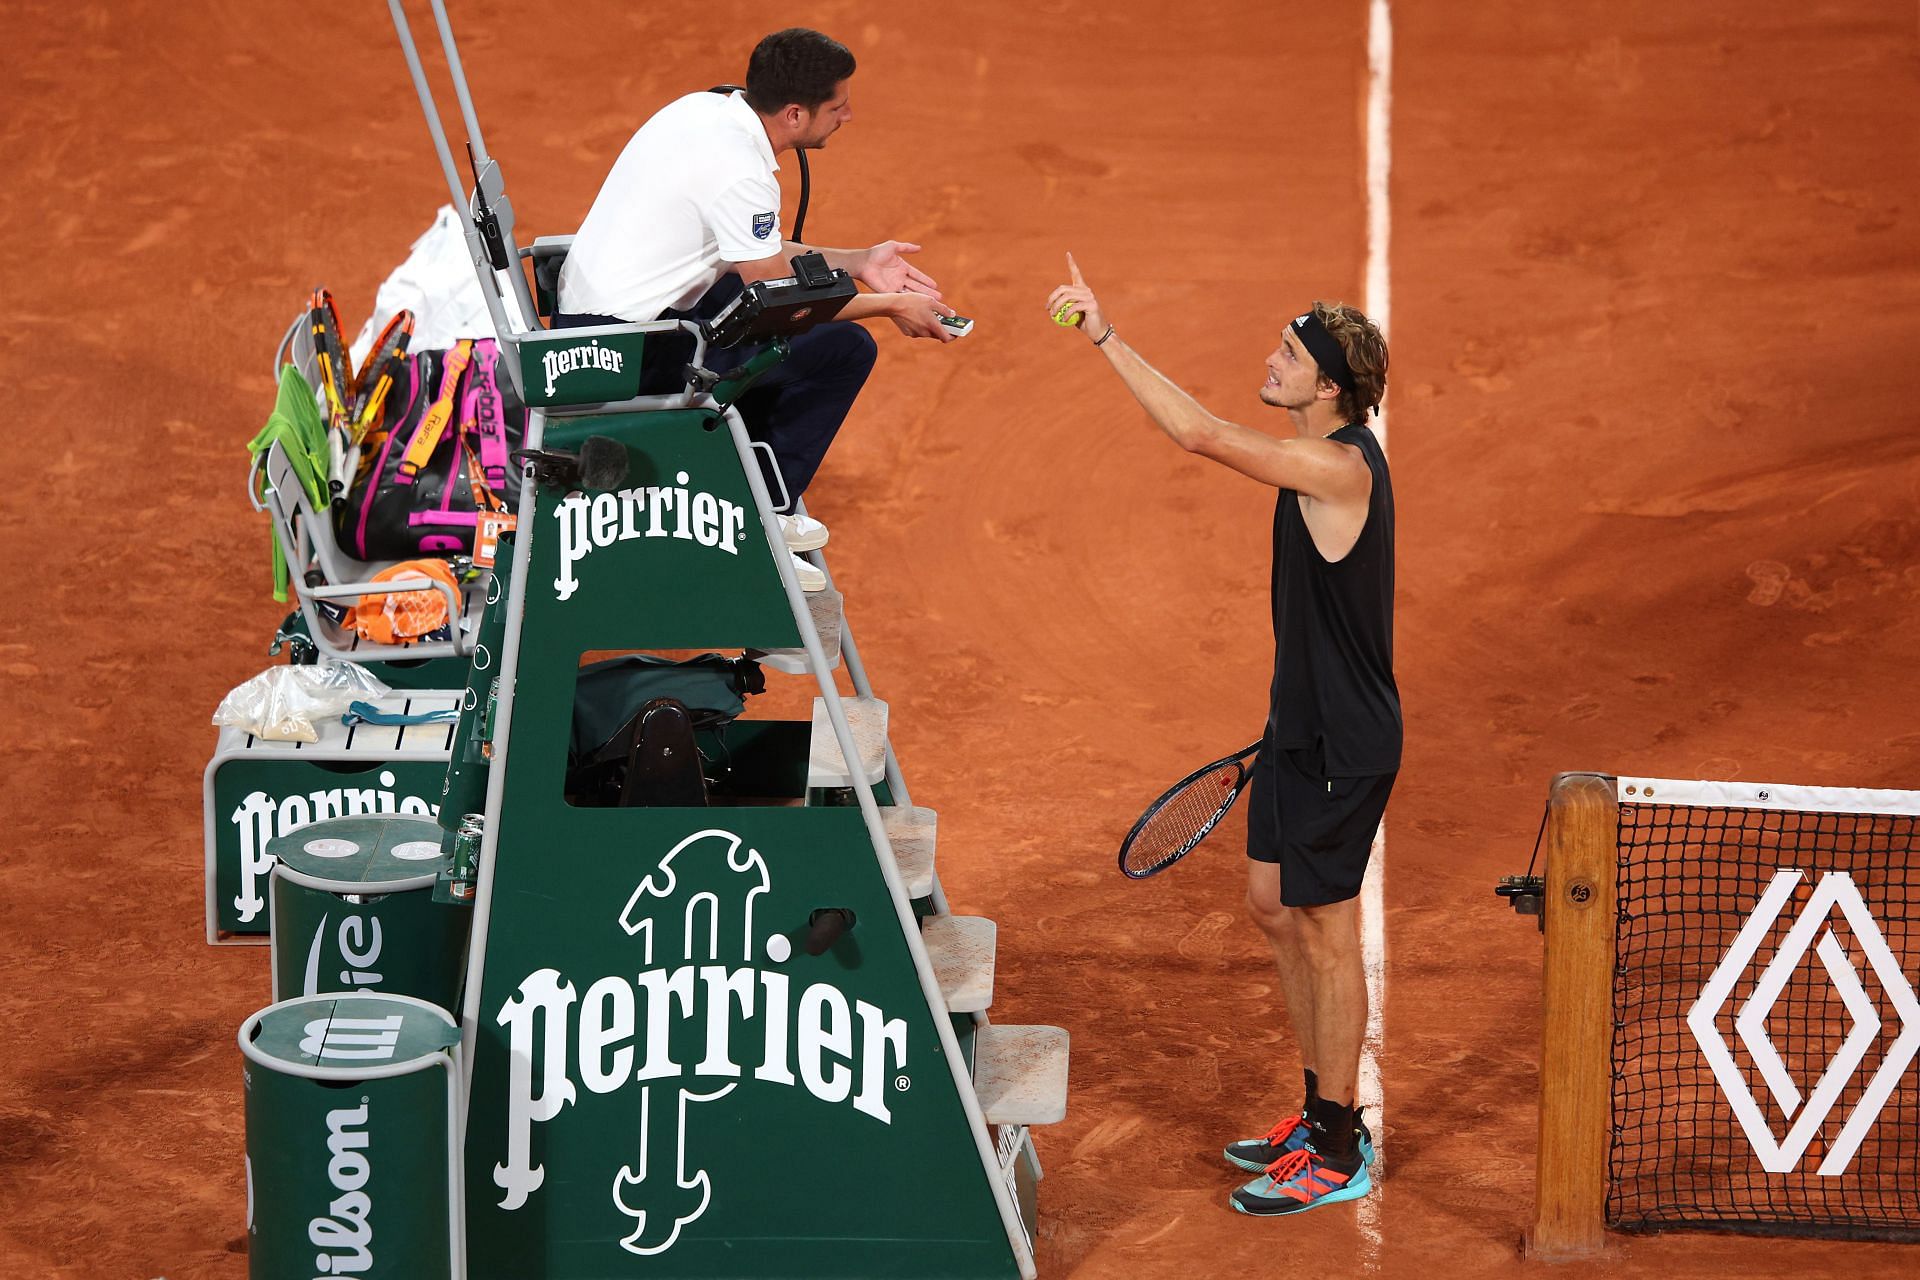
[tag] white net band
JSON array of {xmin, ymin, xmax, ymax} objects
[{"xmin": 1617, "ymin": 776, "xmax": 1920, "ymax": 817}]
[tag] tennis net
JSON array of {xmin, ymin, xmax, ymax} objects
[{"xmin": 1610, "ymin": 776, "xmax": 1920, "ymax": 1240}]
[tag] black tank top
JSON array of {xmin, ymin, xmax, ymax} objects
[{"xmin": 1266, "ymin": 422, "xmax": 1401, "ymax": 775}]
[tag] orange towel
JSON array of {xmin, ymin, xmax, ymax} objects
[{"xmin": 347, "ymin": 559, "xmax": 459, "ymax": 645}]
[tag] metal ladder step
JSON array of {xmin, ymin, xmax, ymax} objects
[
  {"xmin": 807, "ymin": 695, "xmax": 888, "ymax": 788},
  {"xmin": 882, "ymin": 805, "xmax": 937, "ymax": 898},
  {"xmin": 921, "ymin": 914, "xmax": 996, "ymax": 1013},
  {"xmin": 753, "ymin": 585, "xmax": 843, "ymax": 674},
  {"xmin": 973, "ymin": 1024, "xmax": 1070, "ymax": 1127}
]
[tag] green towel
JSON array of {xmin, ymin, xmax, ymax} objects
[{"xmin": 247, "ymin": 365, "xmax": 332, "ymax": 602}]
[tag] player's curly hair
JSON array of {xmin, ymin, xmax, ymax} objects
[
  {"xmin": 1312, "ymin": 301, "xmax": 1388, "ymax": 421},
  {"xmin": 746, "ymin": 29, "xmax": 857, "ymax": 113}
]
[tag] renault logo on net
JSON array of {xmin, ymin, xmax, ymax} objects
[{"xmin": 1687, "ymin": 870, "xmax": 1920, "ymax": 1176}]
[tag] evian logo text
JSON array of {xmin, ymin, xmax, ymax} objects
[
  {"xmin": 552, "ymin": 473, "xmax": 746, "ymax": 602},
  {"xmin": 229, "ymin": 774, "xmax": 438, "ymax": 924},
  {"xmin": 543, "ymin": 340, "xmax": 624, "ymax": 398},
  {"xmin": 309, "ymin": 1101, "xmax": 375, "ymax": 1276},
  {"xmin": 304, "ymin": 914, "xmax": 388, "ymax": 997},
  {"xmin": 492, "ymin": 829, "xmax": 910, "ymax": 1257},
  {"xmin": 1688, "ymin": 869, "xmax": 1920, "ymax": 1176}
]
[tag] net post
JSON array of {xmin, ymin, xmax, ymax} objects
[{"xmin": 1526, "ymin": 771, "xmax": 1617, "ymax": 1261}]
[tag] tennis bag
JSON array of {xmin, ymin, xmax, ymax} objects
[
  {"xmin": 565, "ymin": 654, "xmax": 767, "ymax": 807},
  {"xmin": 336, "ymin": 338, "xmax": 526, "ymax": 560}
]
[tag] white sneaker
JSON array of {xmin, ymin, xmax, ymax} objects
[
  {"xmin": 789, "ymin": 551, "xmax": 827, "ymax": 593},
  {"xmin": 781, "ymin": 513, "xmax": 830, "ymax": 552}
]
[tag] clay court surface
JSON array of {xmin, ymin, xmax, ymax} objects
[{"xmin": 5, "ymin": 1, "xmax": 1920, "ymax": 1275}]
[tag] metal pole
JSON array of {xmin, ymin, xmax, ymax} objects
[
  {"xmin": 428, "ymin": 0, "xmax": 491, "ymax": 163},
  {"xmin": 387, "ymin": 0, "xmax": 470, "ymax": 213}
]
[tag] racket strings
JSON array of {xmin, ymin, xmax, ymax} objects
[{"xmin": 1125, "ymin": 767, "xmax": 1241, "ymax": 873}]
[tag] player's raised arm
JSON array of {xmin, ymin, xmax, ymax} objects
[{"xmin": 1047, "ymin": 255, "xmax": 1378, "ymax": 506}]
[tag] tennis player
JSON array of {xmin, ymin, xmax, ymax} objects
[{"xmin": 1048, "ymin": 256, "xmax": 1398, "ymax": 1217}]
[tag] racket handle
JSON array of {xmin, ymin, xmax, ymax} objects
[{"xmin": 805, "ymin": 907, "xmax": 856, "ymax": 956}]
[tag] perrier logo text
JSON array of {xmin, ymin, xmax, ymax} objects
[
  {"xmin": 492, "ymin": 829, "xmax": 910, "ymax": 1258},
  {"xmin": 542, "ymin": 339, "xmax": 624, "ymax": 398},
  {"xmin": 552, "ymin": 472, "xmax": 747, "ymax": 601}
]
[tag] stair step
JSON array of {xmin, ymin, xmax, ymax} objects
[
  {"xmin": 921, "ymin": 915, "xmax": 996, "ymax": 1013},
  {"xmin": 753, "ymin": 586, "xmax": 843, "ymax": 674},
  {"xmin": 881, "ymin": 806, "xmax": 937, "ymax": 898},
  {"xmin": 807, "ymin": 696, "xmax": 888, "ymax": 789},
  {"xmin": 974, "ymin": 1024, "xmax": 1070, "ymax": 1127}
]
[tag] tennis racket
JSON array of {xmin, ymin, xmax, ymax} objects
[
  {"xmin": 1117, "ymin": 741, "xmax": 1262, "ymax": 879},
  {"xmin": 307, "ymin": 286, "xmax": 354, "ymax": 435}
]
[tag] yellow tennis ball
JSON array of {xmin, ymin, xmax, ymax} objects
[{"xmin": 1052, "ymin": 304, "xmax": 1082, "ymax": 327}]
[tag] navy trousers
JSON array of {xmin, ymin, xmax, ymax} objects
[{"xmin": 555, "ymin": 275, "xmax": 876, "ymax": 508}]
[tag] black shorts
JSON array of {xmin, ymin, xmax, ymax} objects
[{"xmin": 1245, "ymin": 741, "xmax": 1395, "ymax": 907}]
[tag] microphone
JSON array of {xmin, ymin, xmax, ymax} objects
[{"xmin": 514, "ymin": 435, "xmax": 629, "ymax": 494}]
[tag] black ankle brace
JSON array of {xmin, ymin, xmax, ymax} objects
[{"xmin": 1307, "ymin": 1096, "xmax": 1358, "ymax": 1161}]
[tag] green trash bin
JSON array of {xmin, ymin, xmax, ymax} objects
[
  {"xmin": 240, "ymin": 992, "xmax": 464, "ymax": 1279},
  {"xmin": 268, "ymin": 814, "xmax": 471, "ymax": 1012}
]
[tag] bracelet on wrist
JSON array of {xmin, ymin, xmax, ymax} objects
[{"xmin": 1092, "ymin": 324, "xmax": 1116, "ymax": 347}]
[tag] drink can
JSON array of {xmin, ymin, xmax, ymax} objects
[
  {"xmin": 481, "ymin": 677, "xmax": 500, "ymax": 759},
  {"xmin": 451, "ymin": 813, "xmax": 485, "ymax": 901}
]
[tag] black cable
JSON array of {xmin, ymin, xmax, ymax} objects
[
  {"xmin": 1524, "ymin": 801, "xmax": 1549, "ymax": 880},
  {"xmin": 794, "ymin": 149, "xmax": 811, "ymax": 243},
  {"xmin": 708, "ymin": 84, "xmax": 812, "ymax": 245}
]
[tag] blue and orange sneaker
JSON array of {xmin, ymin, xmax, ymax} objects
[
  {"xmin": 1224, "ymin": 1112, "xmax": 1375, "ymax": 1173},
  {"xmin": 1230, "ymin": 1146, "xmax": 1372, "ymax": 1217}
]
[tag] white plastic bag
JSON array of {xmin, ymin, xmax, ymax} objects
[
  {"xmin": 212, "ymin": 661, "xmax": 392, "ymax": 743},
  {"xmin": 349, "ymin": 205, "xmax": 515, "ymax": 368}
]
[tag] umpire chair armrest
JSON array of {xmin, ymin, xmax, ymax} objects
[{"xmin": 502, "ymin": 319, "xmax": 710, "ymax": 413}]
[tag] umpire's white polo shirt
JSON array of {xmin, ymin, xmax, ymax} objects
[{"xmin": 558, "ymin": 90, "xmax": 782, "ymax": 322}]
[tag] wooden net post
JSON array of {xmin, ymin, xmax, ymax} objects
[{"xmin": 1526, "ymin": 771, "xmax": 1618, "ymax": 1261}]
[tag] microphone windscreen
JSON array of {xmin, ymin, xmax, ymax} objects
[{"xmin": 577, "ymin": 436, "xmax": 629, "ymax": 492}]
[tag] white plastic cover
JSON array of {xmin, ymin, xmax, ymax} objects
[{"xmin": 348, "ymin": 205, "xmax": 505, "ymax": 368}]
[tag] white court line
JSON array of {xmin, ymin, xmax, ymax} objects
[
  {"xmin": 1357, "ymin": 0, "xmax": 1391, "ymax": 1261},
  {"xmin": 1365, "ymin": 0, "xmax": 1394, "ymax": 406}
]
